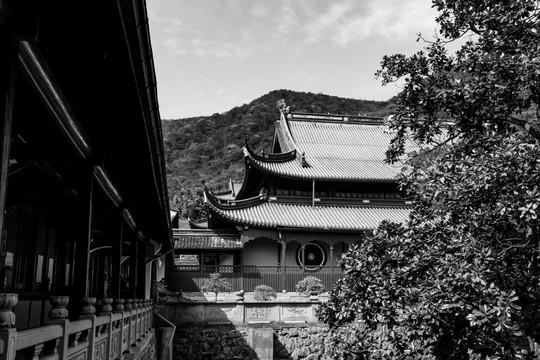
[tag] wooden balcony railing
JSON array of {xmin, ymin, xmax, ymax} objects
[
  {"xmin": 166, "ymin": 265, "xmax": 343, "ymax": 293},
  {"xmin": 0, "ymin": 295, "xmax": 157, "ymax": 360}
]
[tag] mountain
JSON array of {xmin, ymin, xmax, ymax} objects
[{"xmin": 162, "ymin": 89, "xmax": 397, "ymax": 216}]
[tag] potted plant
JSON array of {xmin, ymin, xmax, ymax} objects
[
  {"xmin": 295, "ymin": 276, "xmax": 326, "ymax": 296},
  {"xmin": 253, "ymin": 284, "xmax": 276, "ymax": 301},
  {"xmin": 200, "ymin": 273, "xmax": 232, "ymax": 301}
]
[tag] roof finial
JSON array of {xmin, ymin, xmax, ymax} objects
[
  {"xmin": 242, "ymin": 130, "xmax": 249, "ymax": 147},
  {"xmin": 276, "ymin": 99, "xmax": 289, "ymax": 113},
  {"xmin": 301, "ymin": 152, "xmax": 309, "ymax": 167}
]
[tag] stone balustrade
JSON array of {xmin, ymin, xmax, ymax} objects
[
  {"xmin": 156, "ymin": 292, "xmax": 323, "ymax": 326},
  {"xmin": 0, "ymin": 294, "xmax": 158, "ymax": 360}
]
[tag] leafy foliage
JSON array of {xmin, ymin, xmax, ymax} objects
[
  {"xmin": 320, "ymin": 0, "xmax": 540, "ymax": 358},
  {"xmin": 200, "ymin": 273, "xmax": 232, "ymax": 301},
  {"xmin": 253, "ymin": 284, "xmax": 277, "ymax": 301},
  {"xmin": 320, "ymin": 132, "xmax": 540, "ymax": 358},
  {"xmin": 376, "ymin": 0, "xmax": 540, "ymax": 161},
  {"xmin": 162, "ymin": 90, "xmax": 395, "ymax": 216},
  {"xmin": 295, "ymin": 276, "xmax": 326, "ymax": 295}
]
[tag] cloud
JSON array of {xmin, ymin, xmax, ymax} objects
[
  {"xmin": 160, "ymin": 17, "xmax": 203, "ymax": 37},
  {"xmin": 190, "ymin": 38, "xmax": 252, "ymax": 59},
  {"xmin": 304, "ymin": 1, "xmax": 353, "ymax": 44},
  {"xmin": 251, "ymin": 2, "xmax": 271, "ymax": 18},
  {"xmin": 301, "ymin": 0, "xmax": 437, "ymax": 46},
  {"xmin": 277, "ymin": 4, "xmax": 299, "ymax": 37},
  {"xmin": 162, "ymin": 38, "xmax": 187, "ymax": 56},
  {"xmin": 161, "ymin": 35, "xmax": 253, "ymax": 59}
]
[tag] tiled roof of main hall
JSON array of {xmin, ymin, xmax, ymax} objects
[
  {"xmin": 244, "ymin": 113, "xmax": 412, "ymax": 181},
  {"xmin": 207, "ymin": 201, "xmax": 410, "ymax": 231}
]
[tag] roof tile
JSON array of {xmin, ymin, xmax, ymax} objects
[
  {"xmin": 248, "ymin": 119, "xmax": 412, "ymax": 181},
  {"xmin": 208, "ymin": 201, "xmax": 410, "ymax": 231}
]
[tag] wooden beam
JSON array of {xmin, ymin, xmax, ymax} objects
[
  {"xmin": 93, "ymin": 166, "xmax": 123, "ymax": 208},
  {"xmin": 17, "ymin": 40, "xmax": 93, "ymax": 161}
]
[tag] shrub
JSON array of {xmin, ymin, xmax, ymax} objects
[
  {"xmin": 295, "ymin": 276, "xmax": 326, "ymax": 295},
  {"xmin": 253, "ymin": 284, "xmax": 276, "ymax": 301},
  {"xmin": 200, "ymin": 273, "xmax": 232, "ymax": 301}
]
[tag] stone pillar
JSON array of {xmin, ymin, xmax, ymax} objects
[
  {"xmin": 114, "ymin": 298, "xmax": 125, "ymax": 312},
  {"xmin": 235, "ymin": 290, "xmax": 245, "ymax": 324},
  {"xmin": 113, "ymin": 298, "xmax": 125, "ymax": 360},
  {"xmin": 249, "ymin": 328, "xmax": 273, "ymax": 360},
  {"xmin": 47, "ymin": 296, "xmax": 70, "ymax": 360},
  {"xmin": 80, "ymin": 297, "xmax": 97, "ymax": 316},
  {"xmin": 49, "ymin": 296, "xmax": 69, "ymax": 320},
  {"xmin": 99, "ymin": 298, "xmax": 113, "ymax": 315},
  {"xmin": 0, "ymin": 294, "xmax": 17, "ymax": 360}
]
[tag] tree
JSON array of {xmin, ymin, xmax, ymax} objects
[
  {"xmin": 319, "ymin": 1, "xmax": 540, "ymax": 358},
  {"xmin": 200, "ymin": 273, "xmax": 232, "ymax": 301}
]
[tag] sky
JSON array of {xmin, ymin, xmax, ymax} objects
[{"xmin": 147, "ymin": 0, "xmax": 439, "ymax": 119}]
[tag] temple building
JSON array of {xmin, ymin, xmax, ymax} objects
[
  {"xmin": 168, "ymin": 110, "xmax": 412, "ymax": 293},
  {"xmin": 0, "ymin": 1, "xmax": 174, "ymax": 360}
]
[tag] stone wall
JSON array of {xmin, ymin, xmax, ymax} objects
[
  {"xmin": 173, "ymin": 325, "xmax": 333, "ymax": 360},
  {"xmin": 274, "ymin": 326, "xmax": 332, "ymax": 360},
  {"xmin": 174, "ymin": 325, "xmax": 256, "ymax": 360}
]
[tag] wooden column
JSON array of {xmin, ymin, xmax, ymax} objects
[
  {"xmin": 129, "ymin": 233, "xmax": 138, "ymax": 298},
  {"xmin": 312, "ymin": 180, "xmax": 315, "ymax": 207},
  {"xmin": 73, "ymin": 170, "xmax": 94, "ymax": 303},
  {"xmin": 280, "ymin": 241, "xmax": 287, "ymax": 291},
  {"xmin": 329, "ymin": 244, "xmax": 334, "ymax": 275},
  {"xmin": 0, "ymin": 33, "xmax": 16, "ymax": 275},
  {"xmin": 240, "ymin": 250, "xmax": 244, "ymax": 291},
  {"xmin": 301, "ymin": 244, "xmax": 306, "ymax": 273},
  {"xmin": 110, "ymin": 210, "xmax": 123, "ymax": 299},
  {"xmin": 137, "ymin": 237, "xmax": 145, "ymax": 298}
]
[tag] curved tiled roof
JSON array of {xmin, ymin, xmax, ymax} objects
[
  {"xmin": 207, "ymin": 200, "xmax": 410, "ymax": 231},
  {"xmin": 173, "ymin": 233, "xmax": 242, "ymax": 249},
  {"xmin": 245, "ymin": 113, "xmax": 409, "ymax": 181}
]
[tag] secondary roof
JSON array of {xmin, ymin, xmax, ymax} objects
[{"xmin": 206, "ymin": 199, "xmax": 410, "ymax": 231}]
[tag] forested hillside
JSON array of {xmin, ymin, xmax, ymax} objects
[{"xmin": 163, "ymin": 89, "xmax": 396, "ymax": 216}]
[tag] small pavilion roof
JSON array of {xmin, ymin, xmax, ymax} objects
[
  {"xmin": 173, "ymin": 229, "xmax": 242, "ymax": 249},
  {"xmin": 206, "ymin": 193, "xmax": 410, "ymax": 231},
  {"xmin": 244, "ymin": 112, "xmax": 413, "ymax": 182}
]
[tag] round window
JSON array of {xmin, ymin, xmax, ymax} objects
[{"xmin": 296, "ymin": 242, "xmax": 327, "ymax": 270}]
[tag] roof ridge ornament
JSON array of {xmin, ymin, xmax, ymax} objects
[
  {"xmin": 276, "ymin": 99, "xmax": 290, "ymax": 113},
  {"xmin": 301, "ymin": 152, "xmax": 309, "ymax": 168}
]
